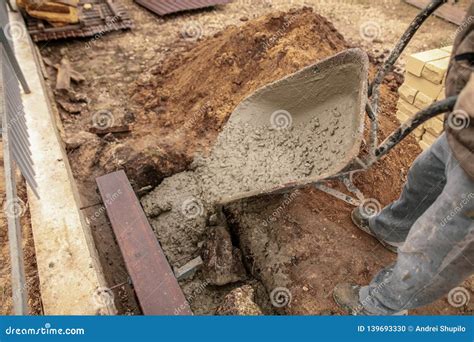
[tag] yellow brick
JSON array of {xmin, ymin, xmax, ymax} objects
[
  {"xmin": 421, "ymin": 57, "xmax": 450, "ymax": 84},
  {"xmin": 425, "ymin": 117, "xmax": 445, "ymax": 135},
  {"xmin": 422, "ymin": 132, "xmax": 438, "ymax": 145},
  {"xmin": 398, "ymin": 84, "xmax": 418, "ymax": 104},
  {"xmin": 397, "ymin": 99, "xmax": 419, "ymax": 116},
  {"xmin": 405, "ymin": 72, "xmax": 444, "ymax": 98},
  {"xmin": 413, "ymin": 91, "xmax": 435, "ymax": 109},
  {"xmin": 440, "ymin": 45, "xmax": 453, "ymax": 54},
  {"xmin": 406, "ymin": 49, "xmax": 451, "ymax": 77},
  {"xmin": 396, "ymin": 110, "xmax": 410, "ymax": 123},
  {"xmin": 437, "ymin": 88, "xmax": 446, "ymax": 101},
  {"xmin": 413, "ymin": 125, "xmax": 425, "ymax": 138},
  {"xmin": 419, "ymin": 140, "xmax": 431, "ymax": 150}
]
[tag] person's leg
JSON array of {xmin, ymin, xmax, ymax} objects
[
  {"xmin": 368, "ymin": 135, "xmax": 448, "ymax": 245},
  {"xmin": 359, "ymin": 135, "xmax": 474, "ymax": 314}
]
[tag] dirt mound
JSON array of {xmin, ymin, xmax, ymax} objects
[{"xmin": 110, "ymin": 7, "xmax": 348, "ymax": 189}]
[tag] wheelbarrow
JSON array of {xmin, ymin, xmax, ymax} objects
[{"xmin": 207, "ymin": 0, "xmax": 457, "ymax": 206}]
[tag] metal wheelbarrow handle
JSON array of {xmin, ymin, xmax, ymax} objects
[
  {"xmin": 375, "ymin": 95, "xmax": 458, "ymax": 159},
  {"xmin": 364, "ymin": 0, "xmax": 452, "ymax": 165}
]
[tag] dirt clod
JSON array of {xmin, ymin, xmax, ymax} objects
[
  {"xmin": 201, "ymin": 226, "xmax": 247, "ymax": 286},
  {"xmin": 216, "ymin": 285, "xmax": 263, "ymax": 315}
]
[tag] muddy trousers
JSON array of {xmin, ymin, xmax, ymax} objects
[{"xmin": 359, "ymin": 133, "xmax": 474, "ymax": 315}]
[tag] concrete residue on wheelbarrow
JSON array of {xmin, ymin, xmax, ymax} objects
[
  {"xmin": 194, "ymin": 48, "xmax": 367, "ymax": 204},
  {"xmin": 195, "ymin": 112, "xmax": 350, "ymax": 204}
]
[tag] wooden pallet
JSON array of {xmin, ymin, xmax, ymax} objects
[
  {"xmin": 24, "ymin": 0, "xmax": 133, "ymax": 42},
  {"xmin": 96, "ymin": 170, "xmax": 192, "ymax": 315},
  {"xmin": 404, "ymin": 0, "xmax": 466, "ymax": 25}
]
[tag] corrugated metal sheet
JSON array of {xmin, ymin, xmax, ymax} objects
[{"xmin": 135, "ymin": 0, "xmax": 232, "ymax": 16}]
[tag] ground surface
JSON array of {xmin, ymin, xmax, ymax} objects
[
  {"xmin": 34, "ymin": 0, "xmax": 472, "ymax": 315},
  {"xmin": 0, "ymin": 143, "xmax": 42, "ymax": 315}
]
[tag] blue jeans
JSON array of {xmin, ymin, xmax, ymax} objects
[{"xmin": 360, "ymin": 133, "xmax": 474, "ymax": 314}]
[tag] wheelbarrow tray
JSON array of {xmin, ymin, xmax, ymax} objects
[{"xmin": 202, "ymin": 49, "xmax": 369, "ymax": 204}]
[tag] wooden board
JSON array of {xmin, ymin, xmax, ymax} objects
[
  {"xmin": 404, "ymin": 0, "xmax": 466, "ymax": 25},
  {"xmin": 96, "ymin": 170, "xmax": 192, "ymax": 315}
]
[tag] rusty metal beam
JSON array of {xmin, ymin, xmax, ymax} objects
[{"xmin": 97, "ymin": 170, "xmax": 192, "ymax": 315}]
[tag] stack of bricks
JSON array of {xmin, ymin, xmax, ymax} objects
[{"xmin": 396, "ymin": 46, "xmax": 452, "ymax": 150}]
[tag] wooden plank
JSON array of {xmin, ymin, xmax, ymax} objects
[
  {"xmin": 404, "ymin": 0, "xmax": 466, "ymax": 25},
  {"xmin": 55, "ymin": 58, "xmax": 71, "ymax": 90},
  {"xmin": 96, "ymin": 170, "xmax": 192, "ymax": 315}
]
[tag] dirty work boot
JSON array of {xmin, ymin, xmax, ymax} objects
[
  {"xmin": 333, "ymin": 283, "xmax": 408, "ymax": 316},
  {"xmin": 351, "ymin": 207, "xmax": 399, "ymax": 253}
]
